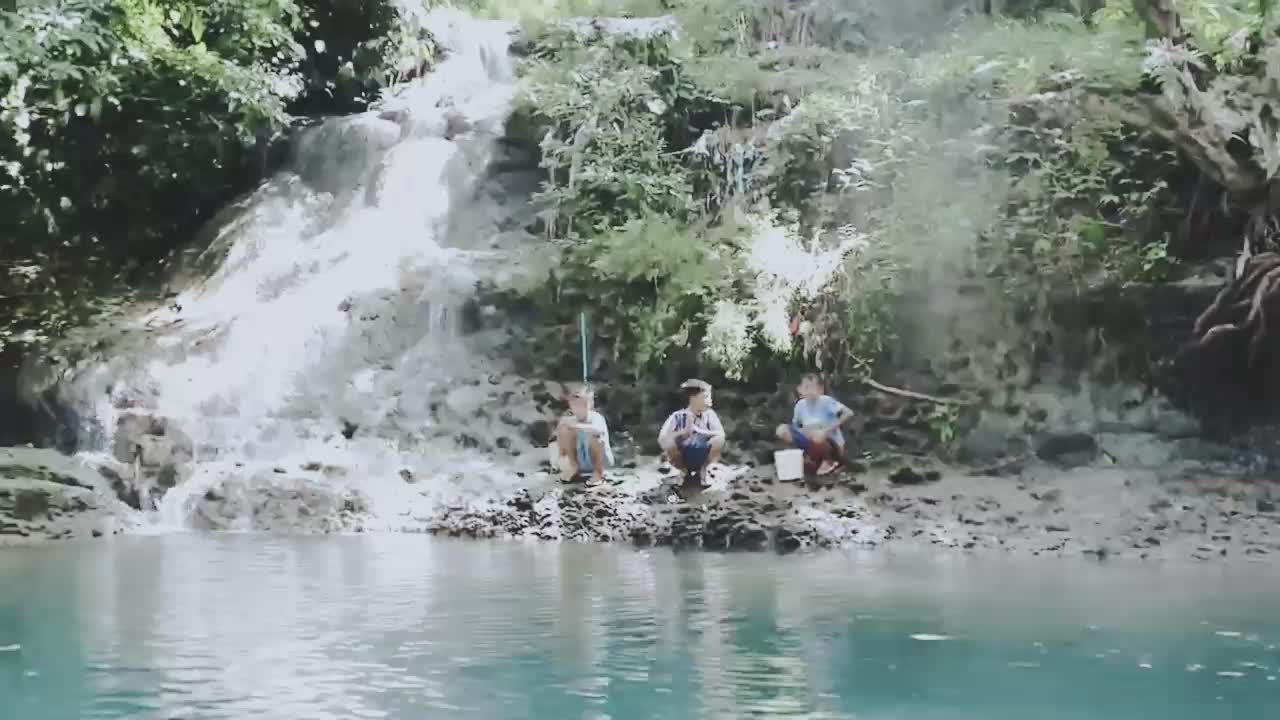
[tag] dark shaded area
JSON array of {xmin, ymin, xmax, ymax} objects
[
  {"xmin": 291, "ymin": 0, "xmax": 426, "ymax": 117},
  {"xmin": 1168, "ymin": 254, "xmax": 1280, "ymax": 431},
  {"xmin": 0, "ymin": 376, "xmax": 37, "ymax": 447},
  {"xmin": 1047, "ymin": 268, "xmax": 1225, "ymax": 383}
]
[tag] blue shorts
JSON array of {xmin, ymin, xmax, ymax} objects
[
  {"xmin": 677, "ymin": 436, "xmax": 712, "ymax": 471},
  {"xmin": 788, "ymin": 424, "xmax": 843, "ymax": 452},
  {"xmin": 576, "ymin": 432, "xmax": 613, "ymax": 474}
]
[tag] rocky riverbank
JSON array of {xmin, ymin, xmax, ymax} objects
[
  {"xmin": 419, "ymin": 449, "xmax": 1280, "ymax": 563},
  {"xmin": 3, "ymin": 427, "xmax": 1278, "ymax": 563},
  {"xmin": 6, "ymin": 350, "xmax": 1280, "ymax": 561},
  {"xmin": 0, "ymin": 448, "xmax": 136, "ymax": 544}
]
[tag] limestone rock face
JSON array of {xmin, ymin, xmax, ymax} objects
[
  {"xmin": 0, "ymin": 447, "xmax": 135, "ymax": 542},
  {"xmin": 110, "ymin": 413, "xmax": 195, "ymax": 504},
  {"xmin": 189, "ymin": 470, "xmax": 370, "ymax": 533}
]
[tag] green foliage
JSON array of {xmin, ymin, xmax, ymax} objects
[
  {"xmin": 559, "ymin": 214, "xmax": 742, "ymax": 373},
  {"xmin": 515, "ymin": 12, "xmax": 761, "ymax": 379},
  {"xmin": 764, "ymin": 91, "xmax": 860, "ymax": 210},
  {"xmin": 0, "ymin": 0, "xmax": 1222, "ymax": 397},
  {"xmin": 524, "ymin": 37, "xmax": 699, "ymax": 234},
  {"xmin": 509, "ymin": 0, "xmax": 1194, "ymax": 385},
  {"xmin": 0, "ymin": 0, "xmax": 430, "ymax": 354},
  {"xmin": 927, "ymin": 404, "xmax": 961, "ymax": 449},
  {"xmin": 990, "ymin": 110, "xmax": 1181, "ymax": 305}
]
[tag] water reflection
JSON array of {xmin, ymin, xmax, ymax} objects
[{"xmin": 1, "ymin": 537, "xmax": 1279, "ymax": 720}]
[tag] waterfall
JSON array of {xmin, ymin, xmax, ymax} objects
[{"xmin": 57, "ymin": 8, "xmax": 555, "ymax": 532}]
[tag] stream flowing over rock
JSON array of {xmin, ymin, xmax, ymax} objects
[{"xmin": 18, "ymin": 9, "xmax": 561, "ymax": 533}]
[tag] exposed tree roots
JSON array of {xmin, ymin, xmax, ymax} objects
[
  {"xmin": 1170, "ymin": 253, "xmax": 1280, "ymax": 423},
  {"xmin": 1185, "ymin": 253, "xmax": 1280, "ymax": 369}
]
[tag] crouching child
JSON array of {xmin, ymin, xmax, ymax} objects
[{"xmin": 658, "ymin": 379, "xmax": 726, "ymax": 488}]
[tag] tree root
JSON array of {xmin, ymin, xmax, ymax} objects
[
  {"xmin": 1182, "ymin": 253, "xmax": 1280, "ymax": 370},
  {"xmin": 860, "ymin": 378, "xmax": 970, "ymax": 406}
]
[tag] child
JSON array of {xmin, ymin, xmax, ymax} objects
[
  {"xmin": 657, "ymin": 379, "xmax": 726, "ymax": 488},
  {"xmin": 775, "ymin": 373, "xmax": 853, "ymax": 476},
  {"xmin": 555, "ymin": 385, "xmax": 614, "ymax": 486}
]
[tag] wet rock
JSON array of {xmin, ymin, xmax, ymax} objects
[
  {"xmin": 443, "ymin": 110, "xmax": 473, "ymax": 139},
  {"xmin": 1032, "ymin": 488, "xmax": 1062, "ymax": 504},
  {"xmin": 508, "ymin": 490, "xmax": 535, "ymax": 512},
  {"xmin": 524, "ymin": 419, "xmax": 552, "ymax": 446},
  {"xmin": 0, "ymin": 448, "xmax": 132, "ymax": 541},
  {"xmin": 190, "ymin": 470, "xmax": 370, "ymax": 533},
  {"xmin": 729, "ymin": 521, "xmax": 769, "ymax": 551},
  {"xmin": 774, "ymin": 526, "xmax": 806, "ymax": 554},
  {"xmin": 111, "ymin": 413, "xmax": 164, "ymax": 462},
  {"xmin": 973, "ymin": 459, "xmax": 1023, "ymax": 477},
  {"xmin": 888, "ymin": 466, "xmax": 928, "ymax": 486},
  {"xmin": 108, "ymin": 414, "xmax": 194, "ymax": 503},
  {"xmin": 12, "ymin": 489, "xmax": 50, "ymax": 521},
  {"xmin": 155, "ymin": 464, "xmax": 179, "ymax": 489},
  {"xmin": 630, "ymin": 527, "xmax": 653, "ymax": 547},
  {"xmin": 340, "ymin": 419, "xmax": 359, "ymax": 440},
  {"xmin": 98, "ymin": 465, "xmax": 141, "ymax": 510},
  {"xmin": 1033, "ymin": 432, "xmax": 1099, "ymax": 468}
]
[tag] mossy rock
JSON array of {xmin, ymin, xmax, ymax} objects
[
  {"xmin": 0, "ymin": 463, "xmax": 89, "ymax": 489},
  {"xmin": 13, "ymin": 489, "xmax": 51, "ymax": 521}
]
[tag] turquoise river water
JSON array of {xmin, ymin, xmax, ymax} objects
[{"xmin": 1, "ymin": 536, "xmax": 1278, "ymax": 719}]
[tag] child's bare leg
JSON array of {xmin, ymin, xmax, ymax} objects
[
  {"xmin": 707, "ymin": 436, "xmax": 724, "ymax": 466},
  {"xmin": 587, "ymin": 435, "xmax": 606, "ymax": 483},
  {"xmin": 556, "ymin": 420, "xmax": 579, "ymax": 480},
  {"xmin": 663, "ymin": 445, "xmax": 686, "ymax": 471}
]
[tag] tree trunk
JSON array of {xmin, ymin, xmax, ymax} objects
[
  {"xmin": 1110, "ymin": 0, "xmax": 1275, "ymax": 195},
  {"xmin": 1131, "ymin": 0, "xmax": 1186, "ymax": 41}
]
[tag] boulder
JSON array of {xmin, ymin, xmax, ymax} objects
[
  {"xmin": 1033, "ymin": 432, "xmax": 1100, "ymax": 468},
  {"xmin": 189, "ymin": 470, "xmax": 370, "ymax": 533},
  {"xmin": 0, "ymin": 447, "xmax": 134, "ymax": 542},
  {"xmin": 108, "ymin": 413, "xmax": 195, "ymax": 506}
]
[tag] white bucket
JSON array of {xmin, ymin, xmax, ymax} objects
[{"xmin": 775, "ymin": 448, "xmax": 804, "ymax": 481}]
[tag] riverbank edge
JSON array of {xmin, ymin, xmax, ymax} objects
[{"xmin": 6, "ymin": 443, "xmax": 1278, "ymax": 567}]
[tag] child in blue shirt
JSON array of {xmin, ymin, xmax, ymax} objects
[{"xmin": 775, "ymin": 373, "xmax": 853, "ymax": 477}]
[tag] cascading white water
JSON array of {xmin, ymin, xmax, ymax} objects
[{"xmin": 57, "ymin": 8, "xmax": 560, "ymax": 532}]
